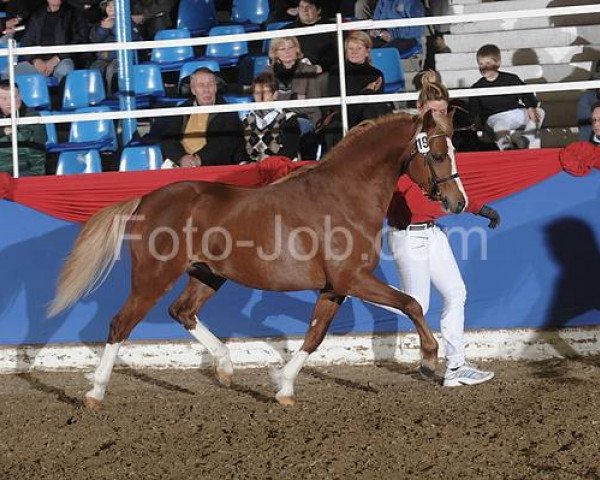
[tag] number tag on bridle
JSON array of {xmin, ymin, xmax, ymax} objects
[{"xmin": 416, "ymin": 133, "xmax": 430, "ymax": 154}]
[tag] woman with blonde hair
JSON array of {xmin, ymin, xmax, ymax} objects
[
  {"xmin": 324, "ymin": 30, "xmax": 392, "ymax": 149},
  {"xmin": 265, "ymin": 36, "xmax": 322, "ymax": 130},
  {"xmin": 387, "ymin": 70, "xmax": 500, "ymax": 387}
]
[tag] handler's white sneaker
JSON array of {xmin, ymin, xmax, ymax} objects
[{"xmin": 443, "ymin": 362, "xmax": 494, "ymax": 387}]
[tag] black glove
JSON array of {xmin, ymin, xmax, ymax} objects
[{"xmin": 478, "ymin": 205, "xmax": 501, "ymax": 229}]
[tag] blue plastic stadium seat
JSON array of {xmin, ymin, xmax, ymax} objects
[
  {"xmin": 56, "ymin": 149, "xmax": 102, "ymax": 175},
  {"xmin": 47, "ymin": 106, "xmax": 118, "ymax": 153},
  {"xmin": 146, "ymin": 28, "xmax": 195, "ymax": 72},
  {"xmin": 203, "ymin": 25, "xmax": 248, "ymax": 68},
  {"xmin": 119, "ymin": 145, "xmax": 163, "ymax": 171},
  {"xmin": 222, "ymin": 93, "xmax": 253, "ymax": 120},
  {"xmin": 15, "ymin": 73, "xmax": 51, "ymax": 110},
  {"xmin": 177, "ymin": 0, "xmax": 218, "ymax": 36},
  {"xmin": 102, "ymin": 64, "xmax": 185, "ymax": 109},
  {"xmin": 399, "ymin": 40, "xmax": 423, "ymax": 60},
  {"xmin": 252, "ymin": 55, "xmax": 269, "ymax": 78},
  {"xmin": 62, "ymin": 69, "xmax": 107, "ymax": 110},
  {"xmin": 371, "ymin": 48, "xmax": 406, "ymax": 93},
  {"xmin": 231, "ymin": 0, "xmax": 270, "ymax": 32}
]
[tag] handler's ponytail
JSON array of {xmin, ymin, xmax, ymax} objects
[{"xmin": 417, "ymin": 70, "xmax": 449, "ymax": 108}]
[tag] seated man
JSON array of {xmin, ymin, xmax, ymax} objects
[
  {"xmin": 0, "ymin": 80, "xmax": 47, "ymax": 176},
  {"xmin": 145, "ymin": 67, "xmax": 245, "ymax": 167},
  {"xmin": 14, "ymin": 0, "xmax": 87, "ymax": 84}
]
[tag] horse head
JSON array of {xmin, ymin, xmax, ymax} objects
[{"xmin": 406, "ymin": 109, "xmax": 466, "ymax": 214}]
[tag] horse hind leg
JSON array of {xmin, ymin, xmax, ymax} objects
[
  {"xmin": 272, "ymin": 290, "xmax": 345, "ymax": 406},
  {"xmin": 84, "ymin": 245, "xmax": 189, "ymax": 411},
  {"xmin": 168, "ymin": 265, "xmax": 232, "ymax": 386},
  {"xmin": 84, "ymin": 291, "xmax": 163, "ymax": 412}
]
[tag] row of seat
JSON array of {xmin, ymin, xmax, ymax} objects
[
  {"xmin": 177, "ymin": 0, "xmax": 269, "ymax": 36},
  {"xmin": 56, "ymin": 145, "xmax": 164, "ymax": 175},
  {"xmin": 17, "ymin": 49, "xmax": 403, "ymax": 116},
  {"xmin": 147, "ymin": 27, "xmax": 406, "ymax": 92}
]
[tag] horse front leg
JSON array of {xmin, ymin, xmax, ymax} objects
[
  {"xmin": 168, "ymin": 269, "xmax": 233, "ymax": 386},
  {"xmin": 272, "ymin": 290, "xmax": 345, "ymax": 406},
  {"xmin": 347, "ymin": 272, "xmax": 439, "ymax": 374}
]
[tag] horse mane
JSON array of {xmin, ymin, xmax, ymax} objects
[{"xmin": 271, "ymin": 111, "xmax": 443, "ymax": 184}]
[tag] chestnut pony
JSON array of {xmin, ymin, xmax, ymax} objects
[{"xmin": 49, "ymin": 110, "xmax": 465, "ymax": 410}]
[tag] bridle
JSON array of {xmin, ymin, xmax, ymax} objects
[{"xmin": 405, "ymin": 131, "xmax": 460, "ymax": 200}]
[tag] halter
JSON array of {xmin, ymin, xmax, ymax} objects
[{"xmin": 406, "ymin": 131, "xmax": 460, "ymax": 200}]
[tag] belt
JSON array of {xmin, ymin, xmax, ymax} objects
[{"xmin": 404, "ymin": 221, "xmax": 435, "ymax": 231}]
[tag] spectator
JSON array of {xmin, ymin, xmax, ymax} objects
[
  {"xmin": 265, "ymin": 36, "xmax": 322, "ymax": 130},
  {"xmin": 89, "ymin": 0, "xmax": 142, "ymax": 93},
  {"xmin": 283, "ymin": 0, "xmax": 337, "ymax": 73},
  {"xmin": 370, "ymin": 0, "xmax": 425, "ymax": 58},
  {"xmin": 14, "ymin": 0, "xmax": 87, "ymax": 84},
  {"xmin": 591, "ymin": 101, "xmax": 600, "ymax": 146},
  {"xmin": 0, "ymin": 0, "xmax": 45, "ymax": 41},
  {"xmin": 242, "ymin": 71, "xmax": 301, "ymax": 162},
  {"xmin": 470, "ymin": 44, "xmax": 545, "ymax": 150},
  {"xmin": 576, "ymin": 58, "xmax": 600, "ymax": 141},
  {"xmin": 422, "ymin": 0, "xmax": 451, "ymax": 70},
  {"xmin": 65, "ymin": 0, "xmax": 103, "ymax": 31},
  {"xmin": 144, "ymin": 67, "xmax": 245, "ymax": 167},
  {"xmin": 267, "ymin": 0, "xmax": 298, "ymax": 23},
  {"xmin": 0, "ymin": 80, "xmax": 46, "ymax": 176},
  {"xmin": 131, "ymin": 0, "xmax": 176, "ymax": 41},
  {"xmin": 324, "ymin": 30, "xmax": 393, "ymax": 148},
  {"xmin": 354, "ymin": 0, "xmax": 377, "ymax": 20}
]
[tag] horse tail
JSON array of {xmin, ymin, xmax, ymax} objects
[{"xmin": 48, "ymin": 197, "xmax": 142, "ymax": 318}]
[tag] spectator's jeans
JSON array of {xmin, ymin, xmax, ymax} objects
[
  {"xmin": 486, "ymin": 107, "xmax": 545, "ymax": 150},
  {"xmin": 387, "ymin": 225, "xmax": 467, "ymax": 369},
  {"xmin": 15, "ymin": 58, "xmax": 75, "ymax": 84}
]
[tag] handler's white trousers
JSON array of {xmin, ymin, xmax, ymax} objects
[{"xmin": 387, "ymin": 225, "xmax": 466, "ymax": 369}]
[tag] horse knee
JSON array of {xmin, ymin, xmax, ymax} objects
[{"xmin": 404, "ymin": 297, "xmax": 424, "ymax": 320}]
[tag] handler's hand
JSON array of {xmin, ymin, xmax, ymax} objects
[{"xmin": 478, "ymin": 205, "xmax": 501, "ymax": 229}]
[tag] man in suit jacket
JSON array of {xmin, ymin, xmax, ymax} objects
[{"xmin": 145, "ymin": 67, "xmax": 245, "ymax": 167}]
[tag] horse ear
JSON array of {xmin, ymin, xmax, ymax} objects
[{"xmin": 422, "ymin": 109, "xmax": 435, "ymax": 131}]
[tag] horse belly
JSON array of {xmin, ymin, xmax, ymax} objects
[{"xmin": 195, "ymin": 233, "xmax": 327, "ymax": 292}]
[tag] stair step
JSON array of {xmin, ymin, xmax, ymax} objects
[
  {"xmin": 445, "ymin": 26, "xmax": 600, "ymax": 53},
  {"xmin": 450, "ymin": 15, "xmax": 600, "ymax": 35},
  {"xmin": 454, "ymin": 0, "xmax": 598, "ymax": 14},
  {"xmin": 436, "ymin": 45, "xmax": 600, "ymax": 71},
  {"xmin": 449, "ymin": 0, "xmax": 482, "ymax": 6}
]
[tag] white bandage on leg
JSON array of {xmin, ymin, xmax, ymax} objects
[
  {"xmin": 189, "ymin": 316, "xmax": 232, "ymax": 375},
  {"xmin": 274, "ymin": 350, "xmax": 309, "ymax": 399},
  {"xmin": 87, "ymin": 342, "xmax": 121, "ymax": 401}
]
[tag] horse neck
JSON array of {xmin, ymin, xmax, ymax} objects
[{"xmin": 324, "ymin": 117, "xmax": 416, "ymax": 210}]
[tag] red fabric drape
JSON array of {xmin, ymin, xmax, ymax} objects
[
  {"xmin": 0, "ymin": 156, "xmax": 310, "ymax": 223},
  {"xmin": 0, "ymin": 146, "xmax": 598, "ymax": 223}
]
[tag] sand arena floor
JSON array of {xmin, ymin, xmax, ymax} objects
[{"xmin": 1, "ymin": 356, "xmax": 599, "ymax": 479}]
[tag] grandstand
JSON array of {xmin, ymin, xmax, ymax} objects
[{"xmin": 0, "ymin": 0, "xmax": 600, "ymax": 174}]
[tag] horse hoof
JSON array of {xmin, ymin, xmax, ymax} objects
[
  {"xmin": 215, "ymin": 368, "xmax": 232, "ymax": 387},
  {"xmin": 276, "ymin": 395, "xmax": 296, "ymax": 407},
  {"xmin": 83, "ymin": 395, "xmax": 103, "ymax": 412}
]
